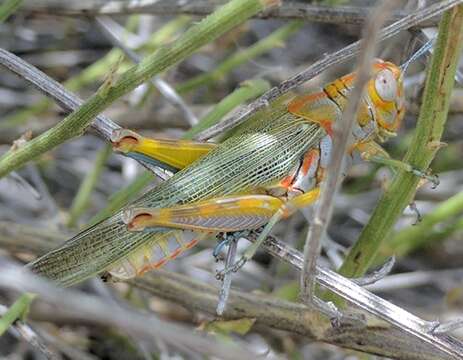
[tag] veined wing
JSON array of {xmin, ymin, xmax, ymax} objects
[
  {"xmin": 27, "ymin": 114, "xmax": 324, "ymax": 286},
  {"xmin": 25, "ymin": 215, "xmax": 157, "ymax": 286}
]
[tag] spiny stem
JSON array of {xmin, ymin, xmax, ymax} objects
[
  {"xmin": 0, "ymin": 0, "xmax": 276, "ymax": 179},
  {"xmin": 338, "ymin": 4, "xmax": 463, "ymax": 279},
  {"xmin": 0, "ymin": 16, "xmax": 190, "ymax": 131},
  {"xmin": 0, "ymin": 0, "xmax": 22, "ymax": 22}
]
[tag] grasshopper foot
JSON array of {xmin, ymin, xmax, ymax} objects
[
  {"xmin": 214, "ymin": 230, "xmax": 252, "ymax": 261},
  {"xmin": 411, "ymin": 168, "xmax": 439, "ymax": 188},
  {"xmin": 408, "ymin": 201, "xmax": 422, "ymax": 225},
  {"xmin": 213, "ymin": 234, "xmax": 231, "ymax": 261},
  {"xmin": 216, "ymin": 256, "xmax": 247, "ymax": 279}
]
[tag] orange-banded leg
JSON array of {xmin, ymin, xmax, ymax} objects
[
  {"xmin": 354, "ymin": 140, "xmax": 439, "ymax": 188},
  {"xmin": 217, "ymin": 187, "xmax": 321, "ymax": 276},
  {"xmin": 111, "ymin": 129, "xmax": 216, "ymax": 172},
  {"xmin": 107, "ymin": 230, "xmax": 209, "ymax": 280},
  {"xmin": 122, "ymin": 195, "xmax": 286, "ymax": 233},
  {"xmin": 122, "ymin": 189, "xmax": 321, "ymax": 275}
]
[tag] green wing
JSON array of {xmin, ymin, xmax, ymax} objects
[{"xmin": 27, "ymin": 112, "xmax": 324, "ymax": 286}]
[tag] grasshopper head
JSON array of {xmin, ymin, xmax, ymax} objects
[{"xmin": 367, "ymin": 59, "xmax": 405, "ymax": 142}]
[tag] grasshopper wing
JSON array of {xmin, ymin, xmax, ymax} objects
[
  {"xmin": 27, "ymin": 113, "xmax": 324, "ymax": 286},
  {"xmin": 25, "ymin": 215, "xmax": 157, "ymax": 286}
]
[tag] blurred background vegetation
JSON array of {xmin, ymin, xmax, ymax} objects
[{"xmin": 0, "ymin": 0, "xmax": 462, "ymax": 359}]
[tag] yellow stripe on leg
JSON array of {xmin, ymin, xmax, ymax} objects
[{"xmin": 111, "ymin": 129, "xmax": 216, "ymax": 170}]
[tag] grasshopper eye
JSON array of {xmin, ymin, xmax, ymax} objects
[{"xmin": 375, "ymin": 69, "xmax": 397, "ymax": 102}]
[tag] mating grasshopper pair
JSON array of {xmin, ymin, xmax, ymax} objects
[{"xmin": 27, "ymin": 56, "xmax": 434, "ymax": 287}]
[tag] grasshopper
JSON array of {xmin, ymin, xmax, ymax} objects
[{"xmin": 26, "ymin": 57, "xmax": 435, "ymax": 287}]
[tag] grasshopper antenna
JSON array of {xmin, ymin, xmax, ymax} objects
[{"xmin": 400, "ymin": 38, "xmax": 435, "ymax": 74}]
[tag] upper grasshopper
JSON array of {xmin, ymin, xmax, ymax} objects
[{"xmin": 26, "ymin": 58, "xmax": 433, "ymax": 287}]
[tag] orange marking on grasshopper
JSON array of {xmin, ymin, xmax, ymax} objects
[
  {"xmin": 137, "ymin": 258, "xmax": 168, "ymax": 276},
  {"xmin": 340, "ymin": 73, "xmax": 356, "ymax": 86},
  {"xmin": 127, "ymin": 213, "xmax": 152, "ymax": 231},
  {"xmin": 185, "ymin": 239, "xmax": 199, "ymax": 249},
  {"xmin": 301, "ymin": 149, "xmax": 319, "ymax": 175},
  {"xmin": 287, "ymin": 92, "xmax": 326, "ymax": 114},
  {"xmin": 319, "ymin": 120, "xmax": 333, "ymax": 137},
  {"xmin": 169, "ymin": 248, "xmax": 183, "ymax": 260},
  {"xmin": 117, "ymin": 135, "xmax": 138, "ymax": 146},
  {"xmin": 137, "ymin": 238, "xmax": 201, "ymax": 275},
  {"xmin": 280, "ymin": 175, "xmax": 295, "ymax": 188},
  {"xmin": 288, "ymin": 92, "xmax": 335, "ymax": 136},
  {"xmin": 111, "ymin": 129, "xmax": 141, "ymax": 152},
  {"xmin": 26, "ymin": 59, "xmax": 413, "ymax": 287}
]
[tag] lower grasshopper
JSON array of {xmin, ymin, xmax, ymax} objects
[{"xmin": 26, "ymin": 58, "xmax": 435, "ymax": 287}]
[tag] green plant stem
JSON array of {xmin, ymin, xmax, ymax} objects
[
  {"xmin": 176, "ymin": 20, "xmax": 303, "ymax": 94},
  {"xmin": 0, "ymin": 16, "xmax": 190, "ymax": 130},
  {"xmin": 377, "ymin": 191, "xmax": 463, "ymax": 259},
  {"xmin": 338, "ymin": 5, "xmax": 463, "ymax": 279},
  {"xmin": 67, "ymin": 145, "xmax": 112, "ymax": 228},
  {"xmin": 0, "ymin": 0, "xmax": 271, "ymax": 179},
  {"xmin": 0, "ymin": 293, "xmax": 35, "ymax": 336},
  {"xmin": 88, "ymin": 79, "xmax": 269, "ymax": 225},
  {"xmin": 0, "ymin": 0, "xmax": 22, "ymax": 22},
  {"xmin": 184, "ymin": 78, "xmax": 270, "ymax": 138}
]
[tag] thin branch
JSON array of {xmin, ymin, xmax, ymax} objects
[
  {"xmin": 0, "ymin": 221, "xmax": 64, "ymax": 254},
  {"xmin": 176, "ymin": 20, "xmax": 303, "ymax": 94},
  {"xmin": 0, "ymin": 260, "xmax": 258, "ymax": 360},
  {"xmin": 0, "ymin": 0, "xmax": 278, "ymax": 178},
  {"xmin": 254, "ymin": 234, "xmax": 463, "ymax": 359},
  {"xmin": 0, "ymin": 49, "xmax": 118, "ymax": 141},
  {"xmin": 1, "ymin": 225, "xmax": 463, "ymax": 358},
  {"xmin": 183, "ymin": 79, "xmax": 270, "ymax": 138},
  {"xmin": 300, "ymin": 1, "xmax": 396, "ymax": 302},
  {"xmin": 0, "ymin": 48, "xmax": 169, "ymax": 180},
  {"xmin": 379, "ymin": 188, "xmax": 463, "ymax": 260},
  {"xmin": 196, "ymin": 0, "xmax": 463, "ymax": 141},
  {"xmin": 0, "ymin": 16, "xmax": 190, "ymax": 136},
  {"xmin": 0, "ymin": 292, "xmax": 36, "ymax": 336},
  {"xmin": 0, "ymin": 294, "xmax": 58, "ymax": 359},
  {"xmin": 95, "ymin": 16, "xmax": 199, "ymax": 126},
  {"xmin": 129, "ymin": 270, "xmax": 455, "ymax": 360},
  {"xmin": 21, "ymin": 0, "xmax": 438, "ymax": 28},
  {"xmin": 432, "ymin": 319, "xmax": 463, "ymax": 335},
  {"xmin": 0, "ymin": 304, "xmax": 58, "ymax": 360}
]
